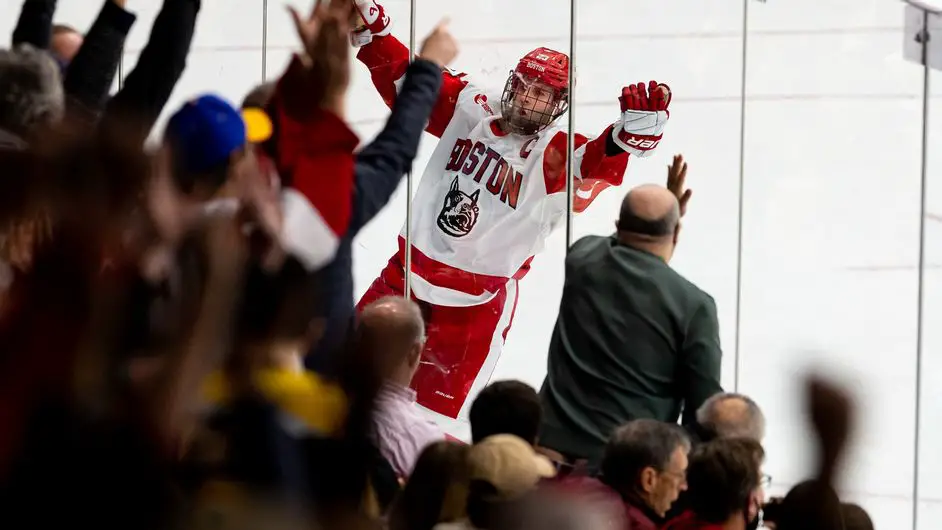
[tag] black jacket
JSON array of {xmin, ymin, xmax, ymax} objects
[
  {"xmin": 101, "ymin": 0, "xmax": 200, "ymax": 143},
  {"xmin": 12, "ymin": 0, "xmax": 198, "ymax": 135},
  {"xmin": 304, "ymin": 58, "xmax": 443, "ymax": 373}
]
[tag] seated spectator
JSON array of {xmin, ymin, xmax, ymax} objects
[
  {"xmin": 361, "ymin": 296, "xmax": 446, "ymax": 478},
  {"xmin": 840, "ymin": 503, "xmax": 873, "ymax": 530},
  {"xmin": 435, "ymin": 434, "xmax": 556, "ymax": 530},
  {"xmin": 664, "ymin": 438, "xmax": 766, "ymax": 530},
  {"xmin": 469, "ymin": 380, "xmax": 542, "ymax": 445},
  {"xmin": 601, "ymin": 419, "xmax": 690, "ymax": 526},
  {"xmin": 667, "ymin": 392, "xmax": 765, "ymax": 521},
  {"xmin": 388, "ymin": 441, "xmax": 471, "ymax": 530},
  {"xmin": 762, "ymin": 479, "xmax": 843, "ymax": 530},
  {"xmin": 693, "ymin": 393, "xmax": 765, "ymax": 443},
  {"xmin": 545, "ymin": 419, "xmax": 690, "ymax": 530}
]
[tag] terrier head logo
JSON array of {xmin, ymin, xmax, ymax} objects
[{"xmin": 437, "ymin": 177, "xmax": 480, "ymax": 237}]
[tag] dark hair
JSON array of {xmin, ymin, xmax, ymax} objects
[
  {"xmin": 600, "ymin": 419, "xmax": 690, "ymax": 495},
  {"xmin": 241, "ymin": 82, "xmax": 280, "ymax": 164},
  {"xmin": 840, "ymin": 503, "xmax": 873, "ymax": 530},
  {"xmin": 388, "ymin": 441, "xmax": 470, "ymax": 530},
  {"xmin": 775, "ymin": 480, "xmax": 844, "ymax": 530},
  {"xmin": 685, "ymin": 437, "xmax": 764, "ymax": 524},
  {"xmin": 167, "ymin": 143, "xmax": 234, "ymax": 196},
  {"xmin": 469, "ymin": 380, "xmax": 542, "ymax": 444},
  {"xmin": 235, "ymin": 256, "xmax": 321, "ymax": 344},
  {"xmin": 242, "ymin": 82, "xmax": 276, "ymax": 110}
]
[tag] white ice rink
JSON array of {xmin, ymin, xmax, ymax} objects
[{"xmin": 3, "ymin": 0, "xmax": 941, "ymax": 527}]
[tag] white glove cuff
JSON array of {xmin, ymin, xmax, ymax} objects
[{"xmin": 612, "ymin": 109, "xmax": 669, "ymax": 158}]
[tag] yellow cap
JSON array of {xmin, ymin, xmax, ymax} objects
[{"xmin": 242, "ymin": 107, "xmax": 273, "ymax": 144}]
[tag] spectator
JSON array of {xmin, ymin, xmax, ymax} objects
[
  {"xmin": 388, "ymin": 441, "xmax": 471, "ymax": 530},
  {"xmin": 664, "ymin": 438, "xmax": 766, "ymax": 530},
  {"xmin": 12, "ymin": 0, "xmax": 193, "ymax": 123},
  {"xmin": 469, "ymin": 380, "xmax": 542, "ymax": 445},
  {"xmin": 162, "ymin": 94, "xmax": 267, "ymax": 201},
  {"xmin": 361, "ymin": 296, "xmax": 446, "ymax": 479},
  {"xmin": 539, "ymin": 157, "xmax": 722, "ymax": 465},
  {"xmin": 97, "ymin": 0, "xmax": 201, "ymax": 140},
  {"xmin": 245, "ymin": 22, "xmax": 457, "ymax": 374},
  {"xmin": 436, "ymin": 434, "xmax": 556, "ymax": 530},
  {"xmin": 59, "ymin": 0, "xmax": 136, "ymax": 114},
  {"xmin": 50, "ymin": 24, "xmax": 82, "ymax": 64},
  {"xmin": 762, "ymin": 480, "xmax": 843, "ymax": 530},
  {"xmin": 840, "ymin": 503, "xmax": 873, "ymax": 530},
  {"xmin": 694, "ymin": 393, "xmax": 765, "ymax": 442},
  {"xmin": 0, "ymin": 44, "xmax": 64, "ymax": 140},
  {"xmin": 536, "ymin": 419, "xmax": 690, "ymax": 530},
  {"xmin": 667, "ymin": 393, "xmax": 765, "ymax": 521},
  {"xmin": 601, "ymin": 420, "xmax": 690, "ymax": 525}
]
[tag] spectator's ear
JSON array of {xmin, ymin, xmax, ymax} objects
[
  {"xmin": 639, "ymin": 466, "xmax": 658, "ymax": 494},
  {"xmin": 408, "ymin": 342, "xmax": 422, "ymax": 369}
]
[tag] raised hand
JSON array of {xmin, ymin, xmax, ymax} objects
[
  {"xmin": 667, "ymin": 154, "xmax": 691, "ymax": 216},
  {"xmin": 619, "ymin": 80, "xmax": 671, "ymax": 112},
  {"xmin": 350, "ymin": 0, "xmax": 392, "ymax": 47},
  {"xmin": 612, "ymin": 80, "xmax": 671, "ymax": 158},
  {"xmin": 288, "ymin": 0, "xmax": 326, "ymax": 54},
  {"xmin": 419, "ymin": 19, "xmax": 459, "ymax": 68}
]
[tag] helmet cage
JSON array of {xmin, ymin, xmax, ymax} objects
[{"xmin": 499, "ymin": 71, "xmax": 569, "ymax": 136}]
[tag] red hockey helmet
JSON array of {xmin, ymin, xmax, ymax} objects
[
  {"xmin": 515, "ymin": 47, "xmax": 570, "ymax": 89},
  {"xmin": 501, "ymin": 47, "xmax": 571, "ymax": 136}
]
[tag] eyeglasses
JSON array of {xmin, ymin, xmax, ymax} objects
[
  {"xmin": 760, "ymin": 474, "xmax": 772, "ymax": 488},
  {"xmin": 660, "ymin": 469, "xmax": 687, "ymax": 484}
]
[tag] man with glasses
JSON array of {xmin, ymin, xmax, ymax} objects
[{"xmin": 538, "ymin": 419, "xmax": 691, "ymax": 530}]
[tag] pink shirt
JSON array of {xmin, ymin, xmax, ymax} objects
[{"xmin": 372, "ymin": 381, "xmax": 447, "ymax": 477}]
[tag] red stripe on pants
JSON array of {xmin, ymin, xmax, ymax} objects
[{"xmin": 357, "ymin": 258, "xmax": 514, "ymax": 419}]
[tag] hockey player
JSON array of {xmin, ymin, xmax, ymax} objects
[{"xmin": 351, "ymin": 0, "xmax": 673, "ymax": 423}]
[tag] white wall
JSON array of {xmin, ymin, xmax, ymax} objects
[{"xmin": 2, "ymin": 0, "xmax": 940, "ymax": 528}]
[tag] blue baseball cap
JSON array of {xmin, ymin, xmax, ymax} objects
[{"xmin": 165, "ymin": 93, "xmax": 272, "ymax": 174}]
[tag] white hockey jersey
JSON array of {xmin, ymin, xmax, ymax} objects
[{"xmin": 358, "ymin": 35, "xmax": 633, "ymax": 307}]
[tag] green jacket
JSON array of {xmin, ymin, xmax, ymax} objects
[{"xmin": 539, "ymin": 235, "xmax": 722, "ymax": 463}]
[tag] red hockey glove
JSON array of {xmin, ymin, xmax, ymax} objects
[
  {"xmin": 351, "ymin": 0, "xmax": 392, "ymax": 47},
  {"xmin": 612, "ymin": 80, "xmax": 671, "ymax": 157}
]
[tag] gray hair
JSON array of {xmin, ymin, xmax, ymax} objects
[
  {"xmin": 696, "ymin": 392, "xmax": 765, "ymax": 441},
  {"xmin": 0, "ymin": 45, "xmax": 64, "ymax": 138},
  {"xmin": 600, "ymin": 419, "xmax": 691, "ymax": 493}
]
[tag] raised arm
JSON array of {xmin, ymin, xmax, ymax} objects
[
  {"xmin": 347, "ymin": 21, "xmax": 452, "ymax": 233},
  {"xmin": 11, "ymin": 0, "xmax": 56, "ymax": 50},
  {"xmin": 351, "ymin": 0, "xmax": 469, "ymax": 138},
  {"xmin": 62, "ymin": 0, "xmax": 136, "ymax": 116},
  {"xmin": 104, "ymin": 0, "xmax": 200, "ymax": 144},
  {"xmin": 543, "ymin": 81, "xmax": 672, "ymax": 212}
]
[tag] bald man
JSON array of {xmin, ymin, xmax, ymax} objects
[
  {"xmin": 539, "ymin": 156, "xmax": 722, "ymax": 466},
  {"xmin": 359, "ymin": 296, "xmax": 446, "ymax": 478}
]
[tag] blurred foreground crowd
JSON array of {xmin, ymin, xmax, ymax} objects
[{"xmin": 0, "ymin": 0, "xmax": 877, "ymax": 529}]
